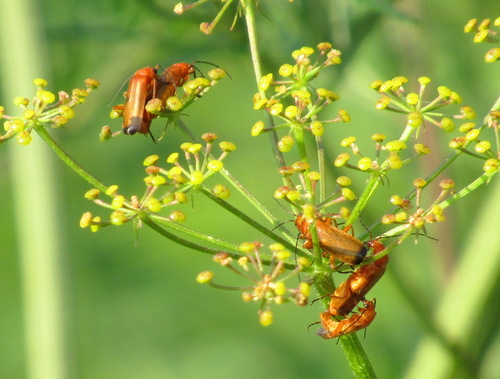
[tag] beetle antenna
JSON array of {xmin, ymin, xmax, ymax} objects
[{"xmin": 192, "ymin": 60, "xmax": 233, "ymax": 79}]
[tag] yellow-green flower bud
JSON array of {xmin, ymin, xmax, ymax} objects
[
  {"xmin": 341, "ymin": 188, "xmax": 356, "ymax": 200},
  {"xmin": 369, "ymin": 80, "xmax": 383, "ymax": 90},
  {"xmin": 111, "ymin": 195, "xmax": 125, "ymax": 209},
  {"xmin": 187, "ymin": 143, "xmax": 202, "ymax": 154},
  {"xmin": 251, "ymin": 120, "xmax": 265, "ymax": 136},
  {"xmin": 38, "ymin": 90, "xmax": 56, "ymax": 104},
  {"xmin": 437, "ymin": 86, "xmax": 452, "ymax": 98},
  {"xmin": 150, "ymin": 175, "xmax": 167, "ymax": 186},
  {"xmin": 413, "ymin": 178, "xmax": 427, "ymax": 188},
  {"xmin": 483, "ymin": 158, "xmax": 499, "ymax": 173},
  {"xmin": 259, "ymin": 73, "xmax": 273, "ymax": 91},
  {"xmin": 277, "ymin": 135, "xmax": 294, "ymax": 152},
  {"xmin": 334, "ymin": 153, "xmax": 350, "ymax": 167},
  {"xmin": 286, "ymin": 190, "xmax": 301, "ymax": 202},
  {"xmin": 207, "ymin": 160, "xmax": 223, "ymax": 172},
  {"xmin": 464, "ymin": 19, "xmax": 477, "ymax": 33},
  {"xmin": 460, "ymin": 105, "xmax": 476, "ymax": 120},
  {"xmin": 340, "ymin": 136, "xmax": 356, "ymax": 147},
  {"xmin": 310, "ymin": 121, "xmax": 324, "ymax": 136},
  {"xmin": 84, "ymin": 188, "xmax": 100, "ymax": 199},
  {"xmin": 143, "ymin": 155, "xmax": 159, "ymax": 166},
  {"xmin": 166, "ymin": 96, "xmax": 182, "ymax": 111},
  {"xmin": 387, "ymin": 155, "xmax": 403, "ymax": 169},
  {"xmin": 385, "ymin": 140, "xmax": 406, "ymax": 151},
  {"xmin": 336, "ymin": 176, "xmax": 351, "ymax": 186},
  {"xmin": 375, "ymin": 96, "xmax": 391, "ymax": 110},
  {"xmin": 414, "ymin": 143, "xmax": 431, "ymax": 155},
  {"xmin": 357, "ymin": 157, "xmax": 372, "ymax": 171},
  {"xmin": 105, "ymin": 185, "xmax": 119, "ymax": 196},
  {"xmin": 270, "ymin": 102, "xmax": 283, "ymax": 116},
  {"xmin": 440, "ymin": 117, "xmax": 455, "ymax": 132},
  {"xmin": 475, "ymin": 141, "xmax": 490, "ymax": 154},
  {"xmin": 407, "ymin": 112, "xmax": 423, "ymax": 128},
  {"xmin": 59, "ymin": 105, "xmax": 75, "ymax": 119},
  {"xmin": 80, "ymin": 212, "xmax": 92, "ymax": 228},
  {"xmin": 196, "ymin": 271, "xmax": 213, "ymax": 284},
  {"xmin": 338, "ymin": 109, "xmax": 351, "ymax": 122},
  {"xmin": 418, "ymin": 76, "xmax": 431, "ymax": 86},
  {"xmin": 239, "ymin": 242, "xmax": 256, "ymax": 253},
  {"xmin": 284, "ymin": 105, "xmax": 298, "ymax": 119},
  {"xmin": 307, "ymin": 171, "xmax": 321, "ymax": 181},
  {"xmin": 33, "ymin": 78, "xmax": 48, "ymax": 87},
  {"xmin": 439, "ymin": 179, "xmax": 455, "ymax": 190},
  {"xmin": 465, "ymin": 129, "xmax": 480, "ymax": 141},
  {"xmin": 16, "ymin": 130, "xmax": 33, "ymax": 146},
  {"xmin": 110, "ymin": 210, "xmax": 127, "ymax": 225},
  {"xmin": 259, "ymin": 310, "xmax": 273, "ymax": 327},
  {"xmin": 485, "ymin": 48, "xmax": 500, "ymax": 63},
  {"xmin": 169, "ymin": 210, "xmax": 186, "ymax": 222},
  {"xmin": 406, "ymin": 93, "xmax": 419, "ymax": 105},
  {"xmin": 279, "ymin": 64, "xmax": 293, "ymax": 77},
  {"xmin": 449, "ymin": 137, "xmax": 466, "ymax": 149},
  {"xmin": 219, "ymin": 141, "xmax": 236, "ymax": 152},
  {"xmin": 212, "ymin": 184, "xmax": 230, "ymax": 199},
  {"xmin": 189, "ymin": 171, "xmax": 204, "ymax": 185}
]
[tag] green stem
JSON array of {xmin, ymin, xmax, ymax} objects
[
  {"xmin": 316, "ymin": 136, "xmax": 327, "ymax": 204},
  {"xmin": 219, "ymin": 168, "xmax": 281, "ymax": 226},
  {"xmin": 312, "ymin": 271, "xmax": 376, "ymax": 379},
  {"xmin": 199, "ymin": 186, "xmax": 305, "ymax": 258},
  {"xmin": 339, "ymin": 335, "xmax": 377, "ymax": 379},
  {"xmin": 144, "ymin": 215, "xmax": 299, "ymax": 271},
  {"xmin": 346, "ymin": 172, "xmax": 383, "ymax": 227},
  {"xmin": 33, "ymin": 123, "xmax": 107, "ymax": 192},
  {"xmin": 438, "ymin": 169, "xmax": 499, "ymax": 209},
  {"xmin": 142, "ymin": 215, "xmax": 234, "ymax": 256},
  {"xmin": 243, "ymin": 0, "xmax": 286, "ymax": 169},
  {"xmin": 149, "ymin": 214, "xmax": 240, "ymax": 252}
]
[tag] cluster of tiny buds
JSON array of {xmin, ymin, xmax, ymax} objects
[
  {"xmin": 464, "ymin": 17, "xmax": 500, "ymax": 63},
  {"xmin": 80, "ymin": 133, "xmax": 235, "ymax": 231},
  {"xmin": 1, "ymin": 78, "xmax": 100, "ymax": 145},
  {"xmin": 449, "ymin": 111, "xmax": 500, "ymax": 172},
  {"xmin": 274, "ymin": 163, "xmax": 355, "ymax": 211},
  {"xmin": 251, "ymin": 43, "xmax": 350, "ymax": 142},
  {"xmin": 370, "ymin": 76, "xmax": 476, "ymax": 134},
  {"xmin": 334, "ymin": 134, "xmax": 431, "ymax": 173},
  {"xmin": 382, "ymin": 178, "xmax": 455, "ymax": 231},
  {"xmin": 196, "ymin": 242, "xmax": 311, "ymax": 326}
]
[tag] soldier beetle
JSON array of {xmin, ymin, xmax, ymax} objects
[
  {"xmin": 295, "ymin": 214, "xmax": 367, "ymax": 266},
  {"xmin": 318, "ymin": 300, "xmax": 376, "ymax": 339},
  {"xmin": 115, "ymin": 62, "xmax": 211, "ymax": 137},
  {"xmin": 327, "ymin": 240, "xmax": 388, "ymax": 316},
  {"xmin": 119, "ymin": 66, "xmax": 159, "ymax": 135},
  {"xmin": 317, "ymin": 241, "xmax": 388, "ymax": 339},
  {"xmin": 158, "ymin": 63, "xmax": 195, "ymax": 88}
]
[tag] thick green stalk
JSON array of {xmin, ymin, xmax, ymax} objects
[{"xmin": 0, "ymin": 1, "xmax": 70, "ymax": 378}]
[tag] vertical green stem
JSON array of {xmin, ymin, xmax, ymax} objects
[
  {"xmin": 0, "ymin": 1, "xmax": 70, "ymax": 378},
  {"xmin": 243, "ymin": 0, "xmax": 286, "ymax": 169}
]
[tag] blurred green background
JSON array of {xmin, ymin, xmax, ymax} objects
[{"xmin": 1, "ymin": 0, "xmax": 499, "ymax": 378}]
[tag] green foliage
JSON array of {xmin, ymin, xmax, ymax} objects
[{"xmin": 1, "ymin": 1, "xmax": 499, "ymax": 378}]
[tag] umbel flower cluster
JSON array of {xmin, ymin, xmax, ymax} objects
[
  {"xmin": 81, "ymin": 133, "xmax": 235, "ymax": 231},
  {"xmin": 1, "ymin": 78, "xmax": 100, "ymax": 145}
]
